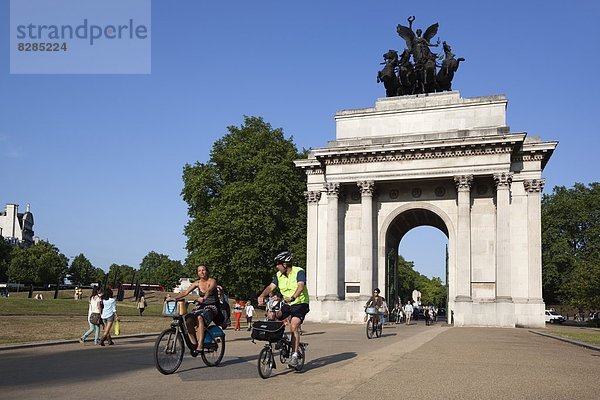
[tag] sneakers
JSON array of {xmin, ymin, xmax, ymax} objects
[{"xmin": 288, "ymin": 353, "xmax": 299, "ymax": 367}]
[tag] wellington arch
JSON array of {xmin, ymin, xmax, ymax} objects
[{"xmin": 295, "ymin": 92, "xmax": 557, "ymax": 328}]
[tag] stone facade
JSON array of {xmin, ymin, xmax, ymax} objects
[{"xmin": 295, "ymin": 92, "xmax": 557, "ymax": 328}]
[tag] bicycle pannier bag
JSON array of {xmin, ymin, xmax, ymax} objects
[
  {"xmin": 251, "ymin": 321, "xmax": 285, "ymax": 342},
  {"xmin": 162, "ymin": 300, "xmax": 178, "ymax": 317}
]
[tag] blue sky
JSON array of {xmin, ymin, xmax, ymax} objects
[{"xmin": 1, "ymin": 1, "xmax": 599, "ymax": 282}]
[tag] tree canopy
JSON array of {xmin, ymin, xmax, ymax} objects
[
  {"xmin": 6, "ymin": 240, "xmax": 68, "ymax": 286},
  {"xmin": 396, "ymin": 254, "xmax": 447, "ymax": 307},
  {"xmin": 0, "ymin": 237, "xmax": 12, "ymax": 282},
  {"xmin": 542, "ymin": 182, "xmax": 599, "ymax": 308},
  {"xmin": 182, "ymin": 116, "xmax": 307, "ymax": 298},
  {"xmin": 138, "ymin": 251, "xmax": 185, "ymax": 290},
  {"xmin": 68, "ymin": 253, "xmax": 96, "ymax": 286}
]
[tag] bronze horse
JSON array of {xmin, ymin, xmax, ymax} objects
[
  {"xmin": 377, "ymin": 50, "xmax": 400, "ymax": 97},
  {"xmin": 436, "ymin": 41, "xmax": 464, "ymax": 92}
]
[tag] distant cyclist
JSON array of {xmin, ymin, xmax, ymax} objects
[
  {"xmin": 258, "ymin": 251, "xmax": 309, "ymax": 368},
  {"xmin": 365, "ymin": 288, "xmax": 386, "ymax": 327}
]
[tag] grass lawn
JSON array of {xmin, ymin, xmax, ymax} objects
[
  {"xmin": 0, "ymin": 290, "xmax": 176, "ymax": 345},
  {"xmin": 548, "ymin": 329, "xmax": 600, "ymax": 346},
  {"xmin": 1, "ymin": 290, "xmax": 249, "ymax": 345}
]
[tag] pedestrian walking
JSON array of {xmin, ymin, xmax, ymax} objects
[
  {"xmin": 99, "ymin": 287, "xmax": 119, "ymax": 346},
  {"xmin": 404, "ymin": 300, "xmax": 414, "ymax": 325},
  {"xmin": 233, "ymin": 300, "xmax": 243, "ymax": 330},
  {"xmin": 136, "ymin": 291, "xmax": 147, "ymax": 316},
  {"xmin": 79, "ymin": 287, "xmax": 103, "ymax": 345},
  {"xmin": 245, "ymin": 300, "xmax": 255, "ymax": 331}
]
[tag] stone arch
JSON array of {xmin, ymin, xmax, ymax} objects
[{"xmin": 378, "ymin": 202, "xmax": 456, "ymax": 304}]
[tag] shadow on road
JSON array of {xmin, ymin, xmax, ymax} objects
[{"xmin": 304, "ymin": 351, "xmax": 357, "ymax": 371}]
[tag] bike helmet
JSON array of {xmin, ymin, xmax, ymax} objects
[{"xmin": 274, "ymin": 251, "xmax": 293, "ymax": 264}]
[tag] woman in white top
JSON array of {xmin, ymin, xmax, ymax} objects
[
  {"xmin": 99, "ymin": 287, "xmax": 119, "ymax": 346},
  {"xmin": 403, "ymin": 300, "xmax": 414, "ymax": 325},
  {"xmin": 79, "ymin": 287, "xmax": 103, "ymax": 345}
]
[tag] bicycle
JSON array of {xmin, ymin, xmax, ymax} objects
[
  {"xmin": 154, "ymin": 299, "xmax": 226, "ymax": 375},
  {"xmin": 251, "ymin": 320, "xmax": 307, "ymax": 379},
  {"xmin": 365, "ymin": 306, "xmax": 383, "ymax": 339}
]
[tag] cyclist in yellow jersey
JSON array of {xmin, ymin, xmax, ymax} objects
[{"xmin": 258, "ymin": 251, "xmax": 309, "ymax": 367}]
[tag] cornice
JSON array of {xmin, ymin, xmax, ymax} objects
[{"xmin": 320, "ymin": 143, "xmax": 516, "ymax": 165}]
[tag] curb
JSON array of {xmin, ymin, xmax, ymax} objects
[
  {"xmin": 529, "ymin": 330, "xmax": 600, "ymax": 352},
  {"xmin": 0, "ymin": 332, "xmax": 160, "ymax": 351}
]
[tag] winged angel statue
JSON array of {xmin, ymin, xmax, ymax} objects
[{"xmin": 377, "ymin": 16, "xmax": 464, "ymax": 96}]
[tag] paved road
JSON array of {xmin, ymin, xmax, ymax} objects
[{"xmin": 0, "ymin": 322, "xmax": 597, "ymax": 400}]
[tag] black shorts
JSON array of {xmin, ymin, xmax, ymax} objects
[
  {"xmin": 278, "ymin": 303, "xmax": 310, "ymax": 323},
  {"xmin": 186, "ymin": 304, "xmax": 219, "ymax": 326}
]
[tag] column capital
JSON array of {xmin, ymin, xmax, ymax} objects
[
  {"xmin": 304, "ymin": 190, "xmax": 322, "ymax": 203},
  {"xmin": 523, "ymin": 179, "xmax": 545, "ymax": 193},
  {"xmin": 454, "ymin": 175, "xmax": 473, "ymax": 191},
  {"xmin": 493, "ymin": 172, "xmax": 513, "ymax": 189},
  {"xmin": 357, "ymin": 180, "xmax": 375, "ymax": 196},
  {"xmin": 324, "ymin": 182, "xmax": 340, "ymax": 197}
]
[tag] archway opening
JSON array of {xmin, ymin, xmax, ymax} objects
[{"xmin": 384, "ymin": 208, "xmax": 449, "ymax": 321}]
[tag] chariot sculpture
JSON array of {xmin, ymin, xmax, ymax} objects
[{"xmin": 377, "ymin": 16, "xmax": 465, "ymax": 96}]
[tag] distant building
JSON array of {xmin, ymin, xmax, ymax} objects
[
  {"xmin": 0, "ymin": 203, "xmax": 35, "ymax": 247},
  {"xmin": 172, "ymin": 277, "xmax": 199, "ymax": 295}
]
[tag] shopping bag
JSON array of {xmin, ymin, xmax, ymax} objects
[{"xmin": 114, "ymin": 320, "xmax": 120, "ymax": 336}]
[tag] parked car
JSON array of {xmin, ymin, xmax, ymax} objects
[{"xmin": 545, "ymin": 310, "xmax": 565, "ymax": 324}]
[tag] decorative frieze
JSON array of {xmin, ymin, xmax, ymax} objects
[
  {"xmin": 305, "ymin": 191, "xmax": 322, "ymax": 203},
  {"xmin": 357, "ymin": 180, "xmax": 375, "ymax": 196},
  {"xmin": 493, "ymin": 172, "xmax": 513, "ymax": 189},
  {"xmin": 523, "ymin": 179, "xmax": 545, "ymax": 193},
  {"xmin": 324, "ymin": 182, "xmax": 340, "ymax": 197},
  {"xmin": 454, "ymin": 175, "xmax": 473, "ymax": 191},
  {"xmin": 322, "ymin": 145, "xmax": 514, "ymax": 165},
  {"xmin": 511, "ymin": 154, "xmax": 545, "ymax": 163},
  {"xmin": 305, "ymin": 168, "xmax": 324, "ymax": 175}
]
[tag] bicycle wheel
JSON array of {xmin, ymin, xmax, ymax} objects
[
  {"xmin": 366, "ymin": 318, "xmax": 374, "ymax": 339},
  {"xmin": 154, "ymin": 328, "xmax": 184, "ymax": 375},
  {"xmin": 279, "ymin": 343, "xmax": 289, "ymax": 364},
  {"xmin": 294, "ymin": 343, "xmax": 306, "ymax": 371},
  {"xmin": 201, "ymin": 335, "xmax": 225, "ymax": 366},
  {"xmin": 375, "ymin": 320, "xmax": 383, "ymax": 338},
  {"xmin": 258, "ymin": 346, "xmax": 273, "ymax": 379}
]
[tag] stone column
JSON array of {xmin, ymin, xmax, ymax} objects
[
  {"xmin": 454, "ymin": 175, "xmax": 473, "ymax": 301},
  {"xmin": 324, "ymin": 182, "xmax": 340, "ymax": 300},
  {"xmin": 305, "ymin": 190, "xmax": 321, "ymax": 300},
  {"xmin": 357, "ymin": 181, "xmax": 375, "ymax": 299},
  {"xmin": 524, "ymin": 179, "xmax": 545, "ymax": 302},
  {"xmin": 494, "ymin": 172, "xmax": 513, "ymax": 302}
]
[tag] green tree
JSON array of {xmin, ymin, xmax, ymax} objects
[
  {"xmin": 182, "ymin": 116, "xmax": 307, "ymax": 297},
  {"xmin": 542, "ymin": 182, "xmax": 599, "ymax": 305},
  {"xmin": 107, "ymin": 264, "xmax": 135, "ymax": 286},
  {"xmin": 138, "ymin": 251, "xmax": 185, "ymax": 289},
  {"xmin": 91, "ymin": 267, "xmax": 106, "ymax": 285},
  {"xmin": 138, "ymin": 251, "xmax": 170, "ymax": 283},
  {"xmin": 6, "ymin": 247, "xmax": 34, "ymax": 284},
  {"xmin": 0, "ymin": 238, "xmax": 13, "ymax": 282},
  {"xmin": 561, "ymin": 255, "xmax": 600, "ymax": 309},
  {"xmin": 396, "ymin": 254, "xmax": 446, "ymax": 307},
  {"xmin": 68, "ymin": 253, "xmax": 96, "ymax": 285},
  {"xmin": 6, "ymin": 241, "xmax": 68, "ymax": 286},
  {"xmin": 154, "ymin": 258, "xmax": 185, "ymax": 291}
]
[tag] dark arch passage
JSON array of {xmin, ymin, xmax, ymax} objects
[{"xmin": 384, "ymin": 208, "xmax": 449, "ymax": 308}]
